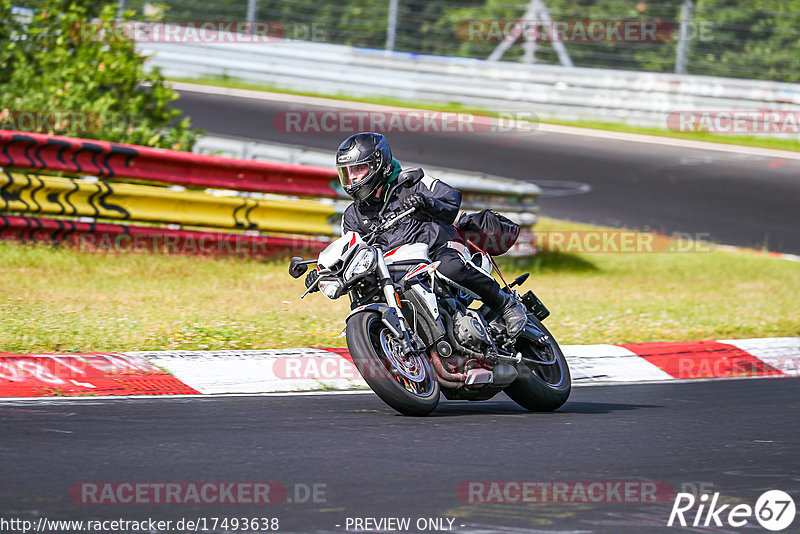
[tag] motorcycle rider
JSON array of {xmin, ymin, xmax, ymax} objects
[{"xmin": 306, "ymin": 132, "xmax": 528, "ymax": 336}]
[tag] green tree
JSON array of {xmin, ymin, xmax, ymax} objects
[
  {"xmin": 0, "ymin": 0, "xmax": 199, "ymax": 149},
  {"xmin": 689, "ymin": 0, "xmax": 800, "ymax": 82}
]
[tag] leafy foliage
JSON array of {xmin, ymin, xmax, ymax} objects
[
  {"xmin": 0, "ymin": 0, "xmax": 199, "ymax": 149},
  {"xmin": 688, "ymin": 0, "xmax": 800, "ymax": 82}
]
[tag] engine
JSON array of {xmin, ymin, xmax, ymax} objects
[{"xmin": 453, "ymin": 310, "xmax": 492, "ymax": 350}]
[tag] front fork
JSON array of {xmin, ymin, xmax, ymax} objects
[{"xmin": 375, "ymin": 249, "xmax": 418, "ymax": 355}]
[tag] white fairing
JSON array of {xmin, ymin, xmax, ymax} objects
[
  {"xmin": 383, "ymin": 243, "xmax": 430, "ymax": 265},
  {"xmin": 411, "ymin": 284, "xmax": 439, "ymax": 319},
  {"xmin": 318, "ymin": 232, "xmax": 363, "ymax": 269}
]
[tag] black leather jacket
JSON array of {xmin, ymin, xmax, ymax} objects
[{"xmin": 341, "ymin": 168, "xmax": 461, "ymax": 252}]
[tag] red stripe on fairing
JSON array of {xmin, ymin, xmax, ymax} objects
[
  {"xmin": 620, "ymin": 341, "xmax": 784, "ymax": 379},
  {"xmin": 384, "ymin": 245, "xmax": 403, "ymax": 257},
  {"xmin": 0, "ymin": 353, "xmax": 200, "ymax": 397},
  {"xmin": 404, "ymin": 264, "xmax": 428, "ymax": 279},
  {"xmin": 349, "ymin": 233, "xmax": 357, "ymax": 247}
]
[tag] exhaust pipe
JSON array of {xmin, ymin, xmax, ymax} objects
[{"xmin": 429, "ymin": 351, "xmax": 467, "ymax": 386}]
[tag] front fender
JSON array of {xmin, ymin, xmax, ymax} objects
[{"xmin": 346, "ymin": 304, "xmax": 404, "ymax": 339}]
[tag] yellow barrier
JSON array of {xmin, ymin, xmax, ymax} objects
[{"xmin": 0, "ymin": 171, "xmax": 337, "ymax": 235}]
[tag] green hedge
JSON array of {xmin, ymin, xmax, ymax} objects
[{"xmin": 0, "ymin": 0, "xmax": 199, "ymax": 149}]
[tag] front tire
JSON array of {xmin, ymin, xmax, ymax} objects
[
  {"xmin": 504, "ymin": 316, "xmax": 571, "ymax": 412},
  {"xmin": 346, "ymin": 311, "xmax": 439, "ymax": 416}
]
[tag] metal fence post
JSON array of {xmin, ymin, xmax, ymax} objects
[
  {"xmin": 116, "ymin": 0, "xmax": 126, "ymax": 20},
  {"xmin": 385, "ymin": 0, "xmax": 399, "ymax": 53},
  {"xmin": 675, "ymin": 0, "xmax": 694, "ymax": 74},
  {"xmin": 247, "ymin": 0, "xmax": 257, "ymax": 23}
]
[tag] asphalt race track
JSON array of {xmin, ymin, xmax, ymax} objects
[
  {"xmin": 172, "ymin": 89, "xmax": 800, "ymax": 254},
  {"xmin": 2, "ymin": 378, "xmax": 799, "ymax": 533},
  {"xmin": 3, "ymin": 89, "xmax": 797, "ymax": 534}
]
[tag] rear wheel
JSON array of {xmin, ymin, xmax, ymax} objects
[
  {"xmin": 504, "ymin": 317, "xmax": 571, "ymax": 412},
  {"xmin": 346, "ymin": 311, "xmax": 439, "ymax": 416}
]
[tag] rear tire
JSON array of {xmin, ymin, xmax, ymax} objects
[
  {"xmin": 346, "ymin": 311, "xmax": 439, "ymax": 416},
  {"xmin": 504, "ymin": 317, "xmax": 571, "ymax": 412}
]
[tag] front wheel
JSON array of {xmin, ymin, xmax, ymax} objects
[
  {"xmin": 346, "ymin": 311, "xmax": 439, "ymax": 416},
  {"xmin": 504, "ymin": 316, "xmax": 571, "ymax": 412}
]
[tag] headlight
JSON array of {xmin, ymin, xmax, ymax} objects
[
  {"xmin": 344, "ymin": 248, "xmax": 376, "ymax": 280},
  {"xmin": 318, "ymin": 279, "xmax": 342, "ymax": 299}
]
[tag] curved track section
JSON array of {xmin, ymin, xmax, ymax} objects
[{"xmin": 173, "ymin": 89, "xmax": 800, "ymax": 253}]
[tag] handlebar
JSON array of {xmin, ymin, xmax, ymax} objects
[
  {"xmin": 294, "ymin": 206, "xmax": 417, "ymax": 297},
  {"xmin": 365, "ymin": 207, "xmax": 416, "ymax": 245}
]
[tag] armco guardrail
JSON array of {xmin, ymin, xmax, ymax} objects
[
  {"xmin": 0, "ymin": 130, "xmax": 344, "ymax": 256},
  {"xmin": 0, "ymin": 130, "xmax": 339, "ymax": 197},
  {"xmin": 0, "ymin": 171, "xmax": 337, "ymax": 235},
  {"xmin": 0, "ymin": 130, "xmax": 540, "ymax": 256},
  {"xmin": 0, "ymin": 215, "xmax": 330, "ymax": 256},
  {"xmin": 139, "ymin": 36, "xmax": 800, "ymax": 132}
]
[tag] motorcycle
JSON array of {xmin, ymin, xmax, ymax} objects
[{"xmin": 288, "ymin": 173, "xmax": 570, "ymax": 416}]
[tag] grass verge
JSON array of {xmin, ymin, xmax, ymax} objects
[
  {"xmin": 1, "ymin": 217, "xmax": 798, "ymax": 353},
  {"xmin": 171, "ymin": 76, "xmax": 800, "ymax": 153}
]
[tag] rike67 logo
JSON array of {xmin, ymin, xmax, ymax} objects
[{"xmin": 668, "ymin": 490, "xmax": 796, "ymax": 531}]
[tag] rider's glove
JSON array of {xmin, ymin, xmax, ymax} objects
[
  {"xmin": 401, "ymin": 193, "xmax": 433, "ymax": 220},
  {"xmin": 305, "ymin": 269, "xmax": 320, "ymax": 292}
]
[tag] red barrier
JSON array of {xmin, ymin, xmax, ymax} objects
[
  {"xmin": 0, "ymin": 215, "xmax": 329, "ymax": 257},
  {"xmin": 0, "ymin": 130, "xmax": 339, "ymax": 197}
]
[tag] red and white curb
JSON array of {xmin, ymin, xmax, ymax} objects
[
  {"xmin": 1, "ymin": 337, "xmax": 798, "ymax": 397},
  {"xmin": 714, "ymin": 244, "xmax": 800, "ymax": 262},
  {"xmin": 0, "ymin": 352, "xmax": 200, "ymax": 397}
]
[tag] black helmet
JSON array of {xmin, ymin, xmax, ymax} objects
[{"xmin": 335, "ymin": 132, "xmax": 393, "ymax": 203}]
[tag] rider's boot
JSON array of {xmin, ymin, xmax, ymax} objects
[{"xmin": 495, "ymin": 294, "xmax": 528, "ymax": 337}]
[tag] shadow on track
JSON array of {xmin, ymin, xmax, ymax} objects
[
  {"xmin": 557, "ymin": 401, "xmax": 661, "ymax": 414},
  {"xmin": 382, "ymin": 399, "xmax": 662, "ymax": 417}
]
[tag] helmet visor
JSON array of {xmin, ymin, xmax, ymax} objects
[{"xmin": 337, "ymin": 163, "xmax": 372, "ymax": 187}]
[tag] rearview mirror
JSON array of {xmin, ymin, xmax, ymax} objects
[
  {"xmin": 397, "ymin": 168, "xmax": 424, "ymax": 188},
  {"xmin": 289, "ymin": 257, "xmax": 309, "ymax": 278},
  {"xmin": 510, "ymin": 272, "xmax": 530, "ymax": 288}
]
